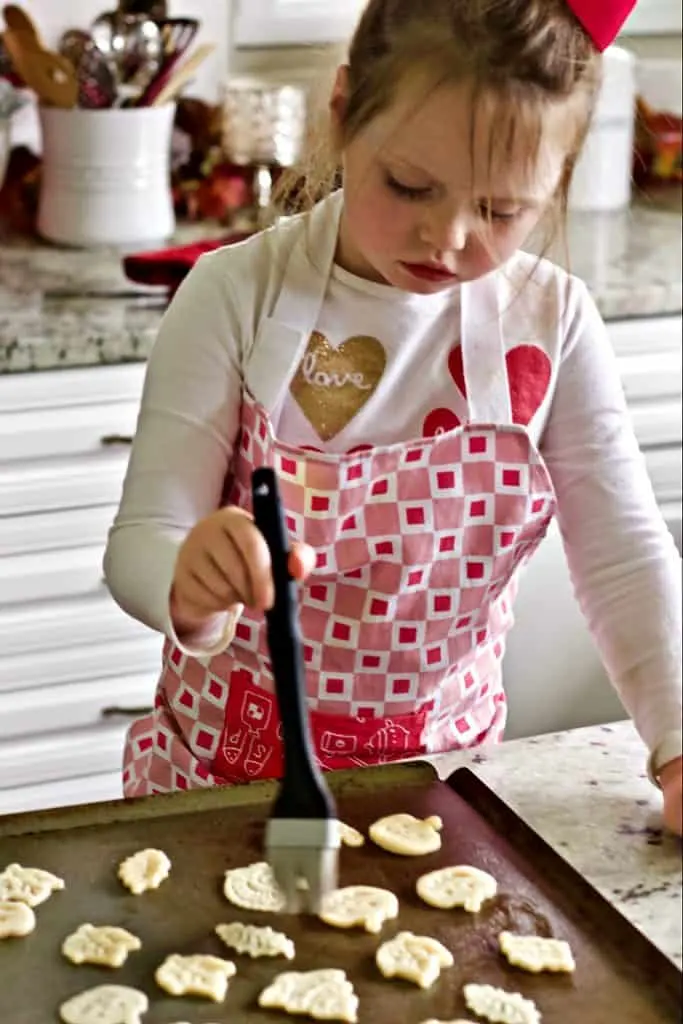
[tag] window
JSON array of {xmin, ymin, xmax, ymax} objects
[{"xmin": 234, "ymin": 0, "xmax": 366, "ymax": 46}]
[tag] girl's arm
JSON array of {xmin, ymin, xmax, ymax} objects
[
  {"xmin": 103, "ymin": 252, "xmax": 245, "ymax": 653},
  {"xmin": 541, "ymin": 280, "xmax": 682, "ymax": 777}
]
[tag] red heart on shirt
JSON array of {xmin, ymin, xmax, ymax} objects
[
  {"xmin": 422, "ymin": 407, "xmax": 461, "ymax": 438},
  {"xmin": 447, "ymin": 343, "xmax": 552, "ymax": 426}
]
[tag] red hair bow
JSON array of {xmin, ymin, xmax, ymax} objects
[{"xmin": 565, "ymin": 0, "xmax": 638, "ymax": 50}]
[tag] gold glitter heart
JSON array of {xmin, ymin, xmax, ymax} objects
[{"xmin": 290, "ymin": 330, "xmax": 387, "ymax": 441}]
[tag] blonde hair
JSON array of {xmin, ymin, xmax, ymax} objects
[{"xmin": 275, "ymin": 0, "xmax": 602, "ymax": 228}]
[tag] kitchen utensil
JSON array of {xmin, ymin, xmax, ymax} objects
[
  {"xmin": 1, "ymin": 24, "xmax": 78, "ymax": 108},
  {"xmin": 251, "ymin": 466, "xmax": 339, "ymax": 915},
  {"xmin": 58, "ymin": 29, "xmax": 117, "ymax": 109},
  {"xmin": 0, "ymin": 762, "xmax": 680, "ymax": 1022},
  {"xmin": 117, "ymin": 0, "xmax": 167, "ymax": 17},
  {"xmin": 136, "ymin": 16, "xmax": 198, "ymax": 106},
  {"xmin": 0, "ymin": 75, "xmax": 25, "ymax": 118},
  {"xmin": 2, "ymin": 2, "xmax": 36, "ymax": 38},
  {"xmin": 149, "ymin": 41, "xmax": 215, "ymax": 107},
  {"xmin": 91, "ymin": 9, "xmax": 162, "ymax": 105}
]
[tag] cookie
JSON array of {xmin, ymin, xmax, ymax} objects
[
  {"xmin": 117, "ymin": 848, "xmax": 170, "ymax": 895},
  {"xmin": 259, "ymin": 968, "xmax": 359, "ymax": 1023},
  {"xmin": 0, "ymin": 900, "xmax": 36, "ymax": 938},
  {"xmin": 499, "ymin": 931, "xmax": 575, "ymax": 974},
  {"xmin": 339, "ymin": 823, "xmax": 365, "ymax": 848},
  {"xmin": 59, "ymin": 984, "xmax": 148, "ymax": 1024},
  {"xmin": 62, "ymin": 924, "xmax": 142, "ymax": 968},
  {"xmin": 463, "ymin": 983, "xmax": 541, "ymax": 1024},
  {"xmin": 376, "ymin": 930, "xmax": 454, "ymax": 988},
  {"xmin": 319, "ymin": 884, "xmax": 399, "ymax": 934},
  {"xmin": 215, "ymin": 921, "xmax": 295, "ymax": 959},
  {"xmin": 155, "ymin": 953, "xmax": 237, "ymax": 1002},
  {"xmin": 0, "ymin": 862, "xmax": 65, "ymax": 907},
  {"xmin": 223, "ymin": 861, "xmax": 286, "ymax": 913},
  {"xmin": 416, "ymin": 865, "xmax": 497, "ymax": 913},
  {"xmin": 368, "ymin": 813, "xmax": 443, "ymax": 855}
]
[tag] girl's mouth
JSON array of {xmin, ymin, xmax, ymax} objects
[{"xmin": 400, "ymin": 262, "xmax": 459, "ymax": 283}]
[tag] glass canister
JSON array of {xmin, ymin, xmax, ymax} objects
[{"xmin": 221, "ymin": 75, "xmax": 307, "ymax": 226}]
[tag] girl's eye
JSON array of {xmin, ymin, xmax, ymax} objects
[
  {"xmin": 478, "ymin": 204, "xmax": 521, "ymax": 222},
  {"xmin": 385, "ymin": 173, "xmax": 432, "ymax": 201}
]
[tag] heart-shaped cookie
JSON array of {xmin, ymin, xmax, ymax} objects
[{"xmin": 290, "ymin": 331, "xmax": 386, "ymax": 441}]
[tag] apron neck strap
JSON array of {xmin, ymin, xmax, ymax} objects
[{"xmin": 460, "ymin": 275, "xmax": 513, "ymax": 425}]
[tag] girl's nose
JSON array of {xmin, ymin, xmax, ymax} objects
[{"xmin": 421, "ymin": 208, "xmax": 470, "ymax": 253}]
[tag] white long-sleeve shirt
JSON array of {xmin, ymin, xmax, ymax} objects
[{"xmin": 104, "ymin": 195, "xmax": 682, "ymax": 773}]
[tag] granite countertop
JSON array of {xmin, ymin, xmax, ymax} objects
[
  {"xmin": 0, "ymin": 197, "xmax": 681, "ymax": 376},
  {"xmin": 431, "ymin": 719, "xmax": 682, "ymax": 968}
]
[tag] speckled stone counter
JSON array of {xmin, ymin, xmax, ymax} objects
[
  {"xmin": 432, "ymin": 720, "xmax": 683, "ymax": 968},
  {"xmin": 0, "ymin": 198, "xmax": 681, "ymax": 375}
]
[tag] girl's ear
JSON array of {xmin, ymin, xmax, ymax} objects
[{"xmin": 329, "ymin": 64, "xmax": 350, "ymax": 145}]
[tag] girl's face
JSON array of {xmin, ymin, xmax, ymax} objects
[{"xmin": 334, "ymin": 74, "xmax": 567, "ymax": 293}]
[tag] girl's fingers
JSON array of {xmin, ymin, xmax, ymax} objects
[
  {"xmin": 222, "ymin": 511, "xmax": 275, "ymax": 609},
  {"xmin": 289, "ymin": 542, "xmax": 316, "ymax": 580}
]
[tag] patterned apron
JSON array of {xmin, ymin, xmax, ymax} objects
[{"xmin": 123, "ymin": 201, "xmax": 557, "ymax": 797}]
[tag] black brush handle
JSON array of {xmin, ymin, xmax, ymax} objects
[{"xmin": 251, "ymin": 467, "xmax": 335, "ymax": 819}]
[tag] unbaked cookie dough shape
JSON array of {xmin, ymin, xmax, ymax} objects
[
  {"xmin": 463, "ymin": 983, "xmax": 541, "ymax": 1024},
  {"xmin": 62, "ymin": 924, "xmax": 142, "ymax": 968},
  {"xmin": 117, "ymin": 848, "xmax": 170, "ymax": 895},
  {"xmin": 319, "ymin": 884, "xmax": 399, "ymax": 934},
  {"xmin": 59, "ymin": 984, "xmax": 148, "ymax": 1024},
  {"xmin": 259, "ymin": 968, "xmax": 359, "ymax": 1023},
  {"xmin": 223, "ymin": 860, "xmax": 286, "ymax": 913},
  {"xmin": 0, "ymin": 862, "xmax": 65, "ymax": 907},
  {"xmin": 369, "ymin": 813, "xmax": 443, "ymax": 855},
  {"xmin": 155, "ymin": 953, "xmax": 237, "ymax": 1002},
  {"xmin": 215, "ymin": 921, "xmax": 295, "ymax": 960},
  {"xmin": 376, "ymin": 930, "xmax": 454, "ymax": 988},
  {"xmin": 0, "ymin": 900, "xmax": 36, "ymax": 938},
  {"xmin": 499, "ymin": 930, "xmax": 575, "ymax": 973},
  {"xmin": 416, "ymin": 864, "xmax": 497, "ymax": 913}
]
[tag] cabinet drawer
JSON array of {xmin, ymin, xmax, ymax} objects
[
  {"xmin": 0, "ymin": 771, "xmax": 124, "ymax": 815},
  {"xmin": 0, "ymin": 672, "xmax": 155, "ymax": 741},
  {"xmin": 645, "ymin": 447, "xmax": 682, "ymax": 503},
  {"xmin": 630, "ymin": 400, "xmax": 682, "ymax": 448},
  {"xmin": 619, "ymin": 350, "xmax": 682, "ymax": 402},
  {"xmin": 0, "ymin": 544, "xmax": 106, "ymax": 605},
  {"xmin": 0, "ymin": 451, "xmax": 130, "ymax": 516},
  {"xmin": 0, "ymin": 635, "xmax": 162, "ymax": 694},
  {"xmin": 0, "ymin": 505, "xmax": 118, "ymax": 558},
  {"xmin": 0, "ymin": 722, "xmax": 130, "ymax": 789},
  {"xmin": 0, "ymin": 362, "xmax": 146, "ymax": 413},
  {"xmin": 0, "ymin": 401, "xmax": 139, "ymax": 463},
  {"xmin": 0, "ymin": 592, "xmax": 152, "ymax": 658}
]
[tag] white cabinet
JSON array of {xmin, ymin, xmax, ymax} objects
[
  {"xmin": 0, "ymin": 362, "xmax": 162, "ymax": 814},
  {"xmin": 233, "ymin": 0, "xmax": 682, "ymax": 47}
]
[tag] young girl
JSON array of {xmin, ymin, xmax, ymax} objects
[{"xmin": 104, "ymin": 0, "xmax": 682, "ymax": 834}]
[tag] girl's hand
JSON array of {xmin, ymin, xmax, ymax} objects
[
  {"xmin": 170, "ymin": 505, "xmax": 315, "ymax": 635},
  {"xmin": 659, "ymin": 756, "xmax": 683, "ymax": 836}
]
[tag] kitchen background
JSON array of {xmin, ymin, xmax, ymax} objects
[{"xmin": 0, "ymin": 0, "xmax": 681, "ymax": 814}]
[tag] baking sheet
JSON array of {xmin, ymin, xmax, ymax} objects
[{"xmin": 0, "ymin": 762, "xmax": 680, "ymax": 1023}]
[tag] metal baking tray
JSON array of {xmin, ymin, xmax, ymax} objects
[{"xmin": 0, "ymin": 762, "xmax": 680, "ymax": 1023}]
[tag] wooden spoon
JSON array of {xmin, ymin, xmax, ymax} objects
[
  {"xmin": 150, "ymin": 42, "xmax": 215, "ymax": 107},
  {"xmin": 1, "ymin": 25, "xmax": 78, "ymax": 107},
  {"xmin": 2, "ymin": 4, "xmax": 78, "ymax": 107}
]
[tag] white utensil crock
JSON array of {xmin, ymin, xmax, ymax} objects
[
  {"xmin": 37, "ymin": 104, "xmax": 176, "ymax": 247},
  {"xmin": 569, "ymin": 47, "xmax": 636, "ymax": 212}
]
